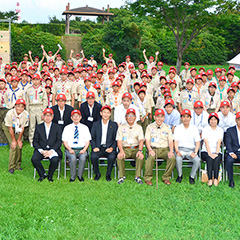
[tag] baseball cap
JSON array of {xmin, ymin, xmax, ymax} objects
[
  {"xmin": 86, "ymin": 91, "xmax": 95, "ymax": 98},
  {"xmin": 101, "ymin": 105, "xmax": 111, "ymax": 112},
  {"xmin": 32, "ymin": 74, "xmax": 40, "ymax": 79},
  {"xmin": 155, "ymin": 109, "xmax": 165, "ymax": 116},
  {"xmin": 84, "ymin": 76, "xmax": 91, "ymax": 82},
  {"xmin": 56, "ymin": 94, "xmax": 67, "ymax": 101},
  {"xmin": 208, "ymin": 82, "xmax": 217, "ymax": 88},
  {"xmin": 194, "ymin": 101, "xmax": 204, "ymax": 108},
  {"xmin": 126, "ymin": 108, "xmax": 135, "ymax": 115},
  {"xmin": 208, "ymin": 112, "xmax": 219, "ymax": 120},
  {"xmin": 93, "ymin": 83, "xmax": 101, "ymax": 89},
  {"xmin": 181, "ymin": 109, "xmax": 191, "ymax": 117},
  {"xmin": 236, "ymin": 112, "xmax": 240, "ymax": 119},
  {"xmin": 71, "ymin": 110, "xmax": 81, "ymax": 116},
  {"xmin": 11, "ymin": 76, "xmax": 19, "ymax": 82},
  {"xmin": 186, "ymin": 79, "xmax": 194, "ymax": 84},
  {"xmin": 220, "ymin": 101, "xmax": 230, "ymax": 108},
  {"xmin": 15, "ymin": 99, "xmax": 26, "ymax": 106},
  {"xmin": 43, "ymin": 108, "xmax": 53, "ymax": 115},
  {"xmin": 207, "ymin": 69, "xmax": 213, "ymax": 75},
  {"xmin": 219, "ymin": 76, "xmax": 226, "ymax": 81},
  {"xmin": 112, "ymin": 81, "xmax": 120, "ymax": 87},
  {"xmin": 122, "ymin": 92, "xmax": 132, "ymax": 100},
  {"xmin": 164, "ymin": 99, "xmax": 175, "ymax": 107},
  {"xmin": 138, "ymin": 89, "xmax": 146, "ymax": 95}
]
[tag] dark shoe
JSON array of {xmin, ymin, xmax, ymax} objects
[
  {"xmin": 100, "ymin": 160, "xmax": 105, "ymax": 165},
  {"xmin": 106, "ymin": 175, "xmax": 112, "ymax": 182},
  {"xmin": 9, "ymin": 169, "xmax": 14, "ymax": 174},
  {"xmin": 48, "ymin": 177, "xmax": 54, "ymax": 182},
  {"xmin": 189, "ymin": 177, "xmax": 195, "ymax": 185},
  {"xmin": 94, "ymin": 173, "xmax": 101, "ymax": 181},
  {"xmin": 145, "ymin": 181, "xmax": 153, "ymax": 186},
  {"xmin": 117, "ymin": 177, "xmax": 124, "ymax": 184},
  {"xmin": 17, "ymin": 168, "xmax": 23, "ymax": 171},
  {"xmin": 130, "ymin": 161, "xmax": 136, "ymax": 167},
  {"xmin": 229, "ymin": 180, "xmax": 235, "ymax": 188},
  {"xmin": 78, "ymin": 176, "xmax": 84, "ymax": 182},
  {"xmin": 176, "ymin": 175, "xmax": 182, "ymax": 183},
  {"xmin": 163, "ymin": 180, "xmax": 171, "ymax": 185},
  {"xmin": 70, "ymin": 178, "xmax": 75, "ymax": 182},
  {"xmin": 38, "ymin": 175, "xmax": 47, "ymax": 182}
]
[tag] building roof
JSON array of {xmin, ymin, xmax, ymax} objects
[{"xmin": 62, "ymin": 5, "xmax": 114, "ymax": 16}]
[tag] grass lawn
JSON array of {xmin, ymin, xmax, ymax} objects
[{"xmin": 0, "ymin": 141, "xmax": 240, "ymax": 240}]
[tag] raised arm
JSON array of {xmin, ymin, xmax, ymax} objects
[
  {"xmin": 28, "ymin": 51, "xmax": 34, "ymax": 64},
  {"xmin": 102, "ymin": 48, "xmax": 107, "ymax": 61},
  {"xmin": 70, "ymin": 49, "xmax": 74, "ymax": 59},
  {"xmin": 80, "ymin": 49, "xmax": 85, "ymax": 59},
  {"xmin": 155, "ymin": 51, "xmax": 159, "ymax": 63},
  {"xmin": 143, "ymin": 49, "xmax": 148, "ymax": 62},
  {"xmin": 41, "ymin": 45, "xmax": 48, "ymax": 57},
  {"xmin": 53, "ymin": 47, "xmax": 61, "ymax": 58}
]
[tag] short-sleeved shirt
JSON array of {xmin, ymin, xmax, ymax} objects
[
  {"xmin": 190, "ymin": 110, "xmax": 209, "ymax": 134},
  {"xmin": 164, "ymin": 109, "xmax": 180, "ymax": 129},
  {"xmin": 71, "ymin": 58, "xmax": 83, "ymax": 68},
  {"xmin": 4, "ymin": 109, "xmax": 29, "ymax": 133},
  {"xmin": 201, "ymin": 91, "xmax": 220, "ymax": 110},
  {"xmin": 4, "ymin": 87, "xmax": 25, "ymax": 109},
  {"xmin": 218, "ymin": 111, "xmax": 236, "ymax": 132},
  {"xmin": 78, "ymin": 86, "xmax": 98, "ymax": 103},
  {"xmin": 202, "ymin": 125, "xmax": 223, "ymax": 153},
  {"xmin": 105, "ymin": 91, "xmax": 123, "ymax": 109},
  {"xmin": 116, "ymin": 123, "xmax": 144, "ymax": 147},
  {"xmin": 145, "ymin": 122, "xmax": 173, "ymax": 148},
  {"xmin": 174, "ymin": 124, "xmax": 200, "ymax": 149},
  {"xmin": 177, "ymin": 89, "xmax": 199, "ymax": 110},
  {"xmin": 62, "ymin": 122, "xmax": 91, "ymax": 148},
  {"xmin": 0, "ymin": 87, "xmax": 8, "ymax": 108},
  {"xmin": 180, "ymin": 69, "xmax": 191, "ymax": 81}
]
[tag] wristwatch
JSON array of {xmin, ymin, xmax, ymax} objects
[{"xmin": 138, "ymin": 150, "xmax": 143, "ymax": 152}]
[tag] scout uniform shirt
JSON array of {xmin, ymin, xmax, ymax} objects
[
  {"xmin": 145, "ymin": 122, "xmax": 173, "ymax": 148},
  {"xmin": 0, "ymin": 87, "xmax": 7, "ymax": 108},
  {"xmin": 224, "ymin": 97, "xmax": 240, "ymax": 114},
  {"xmin": 200, "ymin": 91, "xmax": 220, "ymax": 111},
  {"xmin": 104, "ymin": 57, "xmax": 116, "ymax": 67},
  {"xmin": 52, "ymin": 79, "xmax": 76, "ymax": 102},
  {"xmin": 136, "ymin": 97, "xmax": 152, "ymax": 117},
  {"xmin": 88, "ymin": 59, "xmax": 97, "ymax": 67},
  {"xmin": 71, "ymin": 58, "xmax": 83, "ymax": 68},
  {"xmin": 157, "ymin": 69, "xmax": 166, "ymax": 77},
  {"xmin": 25, "ymin": 85, "xmax": 47, "ymax": 113},
  {"xmin": 166, "ymin": 75, "xmax": 182, "ymax": 90},
  {"xmin": 155, "ymin": 94, "xmax": 165, "ymax": 109},
  {"xmin": 4, "ymin": 108, "xmax": 29, "ymax": 133},
  {"xmin": 171, "ymin": 89, "xmax": 180, "ymax": 104},
  {"xmin": 145, "ymin": 60, "xmax": 156, "ymax": 74},
  {"xmin": 180, "ymin": 69, "xmax": 191, "ymax": 82},
  {"xmin": 4, "ymin": 87, "xmax": 25, "ymax": 109},
  {"xmin": 105, "ymin": 91, "xmax": 123, "ymax": 109},
  {"xmin": 177, "ymin": 89, "xmax": 199, "ymax": 110},
  {"xmin": 78, "ymin": 86, "xmax": 98, "ymax": 103},
  {"xmin": 75, "ymin": 78, "xmax": 85, "ymax": 101},
  {"xmin": 216, "ymin": 86, "xmax": 228, "ymax": 101},
  {"xmin": 116, "ymin": 123, "xmax": 144, "ymax": 147},
  {"xmin": 0, "ymin": 63, "xmax": 5, "ymax": 77},
  {"xmin": 150, "ymin": 74, "xmax": 160, "ymax": 93},
  {"xmin": 19, "ymin": 81, "xmax": 31, "ymax": 94}
]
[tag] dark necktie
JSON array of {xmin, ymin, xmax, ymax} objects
[{"xmin": 74, "ymin": 126, "xmax": 79, "ymax": 144}]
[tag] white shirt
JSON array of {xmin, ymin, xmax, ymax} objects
[
  {"xmin": 88, "ymin": 104, "xmax": 94, "ymax": 117},
  {"xmin": 218, "ymin": 111, "xmax": 236, "ymax": 132},
  {"xmin": 101, "ymin": 120, "xmax": 109, "ymax": 145},
  {"xmin": 202, "ymin": 125, "xmax": 223, "ymax": 153},
  {"xmin": 58, "ymin": 106, "xmax": 65, "ymax": 120},
  {"xmin": 38, "ymin": 122, "xmax": 58, "ymax": 159},
  {"xmin": 190, "ymin": 110, "xmax": 209, "ymax": 134},
  {"xmin": 114, "ymin": 103, "xmax": 140, "ymax": 125},
  {"xmin": 174, "ymin": 124, "xmax": 200, "ymax": 149},
  {"xmin": 237, "ymin": 126, "xmax": 240, "ymax": 147},
  {"xmin": 62, "ymin": 122, "xmax": 91, "ymax": 148}
]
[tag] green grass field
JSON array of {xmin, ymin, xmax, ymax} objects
[{"xmin": 0, "ymin": 141, "xmax": 240, "ymax": 240}]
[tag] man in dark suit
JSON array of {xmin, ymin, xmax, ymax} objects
[
  {"xmin": 225, "ymin": 112, "xmax": 240, "ymax": 188},
  {"xmin": 51, "ymin": 93, "xmax": 74, "ymax": 131},
  {"xmin": 80, "ymin": 91, "xmax": 102, "ymax": 131},
  {"xmin": 91, "ymin": 105, "xmax": 118, "ymax": 181},
  {"xmin": 31, "ymin": 108, "xmax": 62, "ymax": 182}
]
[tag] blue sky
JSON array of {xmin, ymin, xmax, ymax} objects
[{"xmin": 1, "ymin": 0, "xmax": 124, "ymax": 23}]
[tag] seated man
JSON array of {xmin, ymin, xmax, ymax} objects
[
  {"xmin": 31, "ymin": 108, "xmax": 62, "ymax": 182},
  {"xmin": 174, "ymin": 109, "xmax": 201, "ymax": 184},
  {"xmin": 225, "ymin": 112, "xmax": 240, "ymax": 188},
  {"xmin": 163, "ymin": 99, "xmax": 180, "ymax": 133},
  {"xmin": 62, "ymin": 110, "xmax": 91, "ymax": 182},
  {"xmin": 91, "ymin": 105, "xmax": 118, "ymax": 182},
  {"xmin": 144, "ymin": 109, "xmax": 176, "ymax": 186},
  {"xmin": 51, "ymin": 93, "xmax": 74, "ymax": 131},
  {"xmin": 116, "ymin": 108, "xmax": 144, "ymax": 184}
]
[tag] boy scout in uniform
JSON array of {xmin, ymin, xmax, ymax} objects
[
  {"xmin": 102, "ymin": 49, "xmax": 116, "ymax": 67},
  {"xmin": 70, "ymin": 50, "xmax": 85, "ymax": 68},
  {"xmin": 4, "ymin": 76, "xmax": 25, "ymax": 109},
  {"xmin": 116, "ymin": 108, "xmax": 145, "ymax": 184},
  {"xmin": 26, "ymin": 74, "xmax": 47, "ymax": 145},
  {"xmin": 216, "ymin": 76, "xmax": 228, "ymax": 101},
  {"xmin": 144, "ymin": 109, "xmax": 176, "ymax": 186},
  {"xmin": 157, "ymin": 62, "xmax": 166, "ymax": 77},
  {"xmin": 2, "ymin": 99, "xmax": 29, "ymax": 173},
  {"xmin": 78, "ymin": 76, "xmax": 98, "ymax": 107},
  {"xmin": 180, "ymin": 62, "xmax": 191, "ymax": 86},
  {"xmin": 0, "ymin": 78, "xmax": 8, "ymax": 145},
  {"xmin": 177, "ymin": 78, "xmax": 199, "ymax": 113},
  {"xmin": 19, "ymin": 71, "xmax": 31, "ymax": 93},
  {"xmin": 52, "ymin": 69, "xmax": 75, "ymax": 107}
]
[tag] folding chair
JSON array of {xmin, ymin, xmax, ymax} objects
[
  {"xmin": 64, "ymin": 151, "xmax": 90, "ymax": 179},
  {"xmin": 33, "ymin": 158, "xmax": 61, "ymax": 179},
  {"xmin": 153, "ymin": 159, "xmax": 174, "ymax": 179},
  {"xmin": 118, "ymin": 158, "xmax": 144, "ymax": 178},
  {"xmin": 226, "ymin": 162, "xmax": 240, "ymax": 180},
  {"xmin": 180, "ymin": 157, "xmax": 200, "ymax": 180},
  {"xmin": 90, "ymin": 157, "xmax": 117, "ymax": 179}
]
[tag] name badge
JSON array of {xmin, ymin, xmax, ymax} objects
[
  {"xmin": 88, "ymin": 117, "xmax": 93, "ymax": 122},
  {"xmin": 58, "ymin": 120, "xmax": 64, "ymax": 125}
]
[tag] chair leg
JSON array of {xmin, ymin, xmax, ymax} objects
[{"xmin": 34, "ymin": 168, "xmax": 36, "ymax": 179}]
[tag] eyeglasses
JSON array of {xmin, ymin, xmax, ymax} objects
[{"xmin": 126, "ymin": 114, "xmax": 135, "ymax": 118}]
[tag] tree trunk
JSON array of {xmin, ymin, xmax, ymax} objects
[{"xmin": 176, "ymin": 51, "xmax": 183, "ymax": 75}]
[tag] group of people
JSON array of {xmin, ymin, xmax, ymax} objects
[{"xmin": 0, "ymin": 47, "xmax": 239, "ymax": 188}]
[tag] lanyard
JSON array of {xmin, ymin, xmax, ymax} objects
[{"xmin": 193, "ymin": 112, "xmax": 203, "ymax": 126}]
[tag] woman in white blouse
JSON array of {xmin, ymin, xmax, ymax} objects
[{"xmin": 201, "ymin": 112, "xmax": 224, "ymax": 187}]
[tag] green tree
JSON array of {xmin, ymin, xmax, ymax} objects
[
  {"xmin": 0, "ymin": 11, "xmax": 18, "ymax": 21},
  {"xmin": 130, "ymin": 0, "xmax": 237, "ymax": 73}
]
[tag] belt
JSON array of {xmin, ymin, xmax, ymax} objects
[
  {"xmin": 100, "ymin": 144, "xmax": 107, "ymax": 148},
  {"xmin": 124, "ymin": 146, "xmax": 138, "ymax": 149}
]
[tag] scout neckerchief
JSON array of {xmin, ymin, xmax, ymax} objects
[
  {"xmin": 171, "ymin": 88, "xmax": 177, "ymax": 96},
  {"xmin": 193, "ymin": 111, "xmax": 203, "ymax": 127},
  {"xmin": 13, "ymin": 108, "xmax": 24, "ymax": 134},
  {"xmin": 0, "ymin": 87, "xmax": 7, "ymax": 108},
  {"xmin": 227, "ymin": 96, "xmax": 234, "ymax": 112},
  {"xmin": 209, "ymin": 91, "xmax": 215, "ymax": 107},
  {"xmin": 32, "ymin": 85, "xmax": 41, "ymax": 101},
  {"xmin": 47, "ymin": 93, "xmax": 51, "ymax": 107},
  {"xmin": 186, "ymin": 89, "xmax": 193, "ymax": 102},
  {"xmin": 137, "ymin": 97, "xmax": 147, "ymax": 117},
  {"xmin": 84, "ymin": 86, "xmax": 90, "ymax": 91},
  {"xmin": 217, "ymin": 85, "xmax": 225, "ymax": 100},
  {"xmin": 194, "ymin": 84, "xmax": 202, "ymax": 95},
  {"xmin": 20, "ymin": 81, "xmax": 28, "ymax": 91},
  {"xmin": 9, "ymin": 85, "xmax": 20, "ymax": 102}
]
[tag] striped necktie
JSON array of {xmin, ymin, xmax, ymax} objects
[{"xmin": 74, "ymin": 125, "xmax": 79, "ymax": 144}]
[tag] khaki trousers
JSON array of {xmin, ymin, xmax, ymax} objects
[
  {"xmin": 144, "ymin": 148, "xmax": 176, "ymax": 181},
  {"xmin": 117, "ymin": 147, "xmax": 144, "ymax": 178},
  {"xmin": 2, "ymin": 123, "xmax": 22, "ymax": 170}
]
